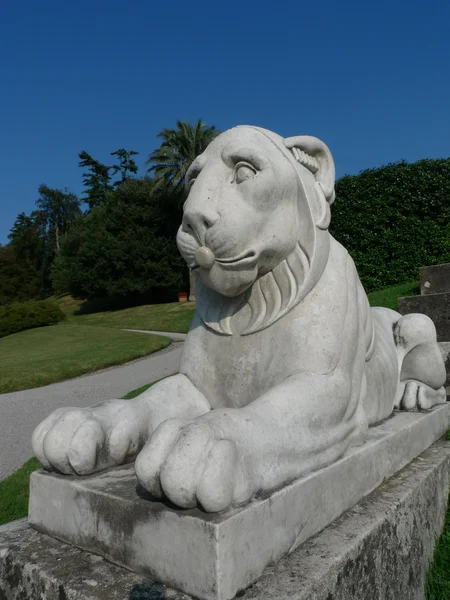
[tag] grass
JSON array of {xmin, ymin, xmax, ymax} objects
[
  {"xmin": 0, "ymin": 457, "xmax": 41, "ymax": 526},
  {"xmin": 368, "ymin": 280, "xmax": 420, "ymax": 311},
  {"xmin": 0, "ymin": 323, "xmax": 171, "ymax": 394},
  {"xmin": 122, "ymin": 381, "xmax": 158, "ymax": 399},
  {"xmin": 55, "ymin": 294, "xmax": 86, "ymax": 318},
  {"xmin": 71, "ymin": 301, "xmax": 196, "ymax": 333},
  {"xmin": 426, "ymin": 499, "xmax": 450, "ymax": 598}
]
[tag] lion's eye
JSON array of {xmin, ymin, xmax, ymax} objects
[
  {"xmin": 186, "ymin": 168, "xmax": 201, "ymax": 188},
  {"xmin": 234, "ymin": 162, "xmax": 257, "ymax": 184}
]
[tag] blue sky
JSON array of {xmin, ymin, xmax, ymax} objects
[{"xmin": 1, "ymin": 0, "xmax": 449, "ymax": 244}]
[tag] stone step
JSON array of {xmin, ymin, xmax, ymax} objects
[
  {"xmin": 420, "ymin": 262, "xmax": 450, "ymax": 295},
  {"xmin": 398, "ymin": 292, "xmax": 450, "ymax": 342}
]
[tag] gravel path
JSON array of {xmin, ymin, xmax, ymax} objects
[{"xmin": 0, "ymin": 331, "xmax": 186, "ymax": 481}]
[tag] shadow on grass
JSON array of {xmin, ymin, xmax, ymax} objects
[{"xmin": 75, "ymin": 290, "xmax": 182, "ymax": 316}]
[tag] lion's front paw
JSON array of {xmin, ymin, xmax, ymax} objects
[
  {"xmin": 135, "ymin": 417, "xmax": 253, "ymax": 512},
  {"xmin": 32, "ymin": 400, "xmax": 150, "ymax": 475}
]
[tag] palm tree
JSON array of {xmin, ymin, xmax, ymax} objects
[
  {"xmin": 147, "ymin": 120, "xmax": 220, "ymax": 302},
  {"xmin": 146, "ymin": 120, "xmax": 220, "ymax": 192}
]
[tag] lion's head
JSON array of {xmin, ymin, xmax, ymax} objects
[{"xmin": 176, "ymin": 126, "xmax": 336, "ymax": 335}]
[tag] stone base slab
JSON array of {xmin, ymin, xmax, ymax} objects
[
  {"xmin": 2, "ymin": 440, "xmax": 450, "ymax": 600},
  {"xmin": 27, "ymin": 406, "xmax": 449, "ymax": 600}
]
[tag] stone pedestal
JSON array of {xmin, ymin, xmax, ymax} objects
[
  {"xmin": 27, "ymin": 407, "xmax": 449, "ymax": 600},
  {"xmin": 420, "ymin": 262, "xmax": 450, "ymax": 295},
  {"xmin": 399, "ymin": 293, "xmax": 450, "ymax": 342},
  {"xmin": 439, "ymin": 342, "xmax": 450, "ymax": 396},
  {"xmin": 399, "ymin": 263, "xmax": 450, "ymax": 342},
  {"xmin": 2, "ymin": 440, "xmax": 450, "ymax": 600}
]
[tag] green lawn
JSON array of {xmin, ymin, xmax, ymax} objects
[
  {"xmin": 368, "ymin": 280, "xmax": 419, "ymax": 311},
  {"xmin": 71, "ymin": 301, "xmax": 196, "ymax": 333},
  {"xmin": 0, "ymin": 457, "xmax": 40, "ymax": 526},
  {"xmin": 54, "ymin": 294, "xmax": 86, "ymax": 318},
  {"xmin": 0, "ymin": 323, "xmax": 171, "ymax": 394},
  {"xmin": 122, "ymin": 382, "xmax": 155, "ymax": 399}
]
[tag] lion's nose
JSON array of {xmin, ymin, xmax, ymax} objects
[{"xmin": 182, "ymin": 209, "xmax": 219, "ymax": 243}]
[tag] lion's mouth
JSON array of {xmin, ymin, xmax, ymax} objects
[
  {"xmin": 190, "ymin": 249, "xmax": 256, "ymax": 270},
  {"xmin": 216, "ymin": 249, "xmax": 256, "ymax": 266}
]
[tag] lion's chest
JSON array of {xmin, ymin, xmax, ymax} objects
[
  {"xmin": 179, "ymin": 293, "xmax": 345, "ymax": 409},
  {"xmin": 181, "ymin": 328, "xmax": 289, "ymax": 408}
]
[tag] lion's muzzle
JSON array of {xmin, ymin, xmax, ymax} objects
[{"xmin": 195, "ymin": 247, "xmax": 216, "ymax": 269}]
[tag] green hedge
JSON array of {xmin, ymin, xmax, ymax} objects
[
  {"xmin": 0, "ymin": 300, "xmax": 66, "ymax": 339},
  {"xmin": 330, "ymin": 158, "xmax": 450, "ymax": 292}
]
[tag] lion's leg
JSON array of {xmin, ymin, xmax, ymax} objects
[
  {"xmin": 393, "ymin": 313, "xmax": 447, "ymax": 410},
  {"xmin": 32, "ymin": 374, "xmax": 211, "ymax": 476},
  {"xmin": 363, "ymin": 308, "xmax": 400, "ymax": 424},
  {"xmin": 135, "ymin": 368, "xmax": 369, "ymax": 511}
]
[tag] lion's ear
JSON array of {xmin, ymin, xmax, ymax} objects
[
  {"xmin": 283, "ymin": 135, "xmax": 335, "ymax": 204},
  {"xmin": 284, "ymin": 135, "xmax": 335, "ymax": 229}
]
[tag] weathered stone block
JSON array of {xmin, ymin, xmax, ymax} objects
[
  {"xmin": 398, "ymin": 293, "xmax": 450, "ymax": 341},
  {"xmin": 439, "ymin": 342, "xmax": 450, "ymax": 395},
  {"xmin": 420, "ymin": 262, "xmax": 450, "ymax": 295},
  {"xmin": 2, "ymin": 440, "xmax": 450, "ymax": 600},
  {"xmin": 28, "ymin": 406, "xmax": 449, "ymax": 600}
]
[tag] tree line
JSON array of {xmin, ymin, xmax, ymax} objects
[
  {"xmin": 0, "ymin": 120, "xmax": 219, "ymax": 306},
  {"xmin": 1, "ymin": 121, "xmax": 449, "ymax": 308}
]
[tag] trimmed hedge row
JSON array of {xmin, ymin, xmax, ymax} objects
[
  {"xmin": 0, "ymin": 300, "xmax": 66, "ymax": 339},
  {"xmin": 330, "ymin": 158, "xmax": 450, "ymax": 292}
]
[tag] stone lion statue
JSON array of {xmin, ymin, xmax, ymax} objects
[{"xmin": 32, "ymin": 126, "xmax": 447, "ymax": 513}]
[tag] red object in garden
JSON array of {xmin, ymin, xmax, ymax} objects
[{"xmin": 177, "ymin": 292, "xmax": 188, "ymax": 302}]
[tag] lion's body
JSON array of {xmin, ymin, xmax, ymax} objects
[
  {"xmin": 32, "ymin": 125, "xmax": 448, "ymax": 513},
  {"xmin": 182, "ymin": 236, "xmax": 399, "ymax": 429}
]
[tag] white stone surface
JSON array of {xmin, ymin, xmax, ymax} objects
[
  {"xmin": 32, "ymin": 126, "xmax": 448, "ymax": 514},
  {"xmin": 29, "ymin": 405, "xmax": 449, "ymax": 600}
]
